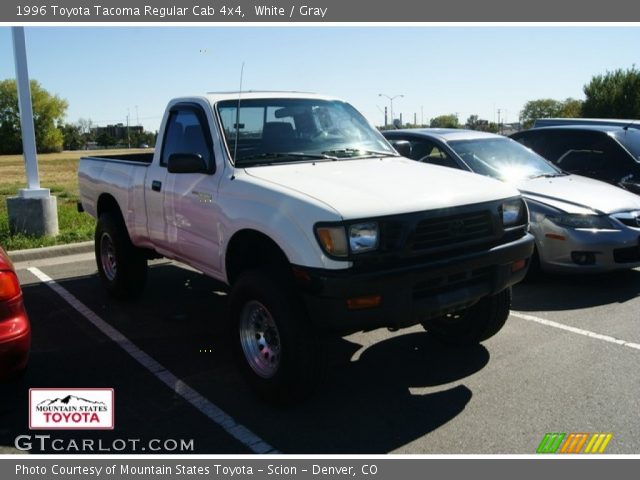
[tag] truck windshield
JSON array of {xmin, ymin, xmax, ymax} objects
[
  {"xmin": 448, "ymin": 137, "xmax": 564, "ymax": 183},
  {"xmin": 216, "ymin": 98, "xmax": 396, "ymax": 166}
]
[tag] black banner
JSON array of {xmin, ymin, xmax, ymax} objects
[{"xmin": 1, "ymin": 0, "xmax": 640, "ymax": 22}]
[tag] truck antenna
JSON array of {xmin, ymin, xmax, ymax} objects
[{"xmin": 233, "ymin": 62, "xmax": 244, "ymax": 166}]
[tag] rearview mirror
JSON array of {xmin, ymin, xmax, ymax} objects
[
  {"xmin": 167, "ymin": 153, "xmax": 208, "ymax": 174},
  {"xmin": 390, "ymin": 140, "xmax": 411, "ymax": 158}
]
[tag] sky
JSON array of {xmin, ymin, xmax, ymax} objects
[{"xmin": 1, "ymin": 26, "xmax": 639, "ymax": 132}]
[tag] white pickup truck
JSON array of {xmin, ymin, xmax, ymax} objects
[{"xmin": 79, "ymin": 92, "xmax": 534, "ymax": 403}]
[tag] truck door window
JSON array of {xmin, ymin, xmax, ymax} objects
[{"xmin": 161, "ymin": 108, "xmax": 213, "ymax": 171}]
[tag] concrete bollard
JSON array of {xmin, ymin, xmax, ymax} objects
[{"xmin": 7, "ymin": 193, "xmax": 59, "ymax": 237}]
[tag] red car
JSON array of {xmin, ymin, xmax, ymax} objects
[{"xmin": 0, "ymin": 246, "xmax": 30, "ymax": 380}]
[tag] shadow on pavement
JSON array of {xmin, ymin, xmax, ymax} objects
[
  {"xmin": 513, "ymin": 268, "xmax": 640, "ymax": 312},
  {"xmin": 2, "ymin": 262, "xmax": 490, "ymax": 453}
]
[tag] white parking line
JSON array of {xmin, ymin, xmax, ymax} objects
[
  {"xmin": 511, "ymin": 311, "xmax": 640, "ymax": 351},
  {"xmin": 27, "ymin": 267, "xmax": 278, "ymax": 454}
]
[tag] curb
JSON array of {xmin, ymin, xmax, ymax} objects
[{"xmin": 7, "ymin": 241, "xmax": 94, "ymax": 263}]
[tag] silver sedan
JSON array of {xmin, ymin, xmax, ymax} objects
[{"xmin": 383, "ymin": 128, "xmax": 640, "ymax": 273}]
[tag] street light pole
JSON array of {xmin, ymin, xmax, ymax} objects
[
  {"xmin": 7, "ymin": 27, "xmax": 58, "ymax": 236},
  {"xmin": 378, "ymin": 93, "xmax": 404, "ymax": 126}
]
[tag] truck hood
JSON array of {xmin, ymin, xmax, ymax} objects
[
  {"xmin": 516, "ymin": 174, "xmax": 640, "ymax": 214},
  {"xmin": 244, "ymin": 157, "xmax": 519, "ymax": 219}
]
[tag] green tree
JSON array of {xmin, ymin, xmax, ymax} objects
[
  {"xmin": 130, "ymin": 130, "xmax": 156, "ymax": 148},
  {"xmin": 560, "ymin": 98, "xmax": 583, "ymax": 118},
  {"xmin": 583, "ymin": 66, "xmax": 640, "ymax": 118},
  {"xmin": 0, "ymin": 79, "xmax": 68, "ymax": 154},
  {"xmin": 520, "ymin": 98, "xmax": 583, "ymax": 129},
  {"xmin": 96, "ymin": 132, "xmax": 117, "ymax": 148},
  {"xmin": 430, "ymin": 114, "xmax": 459, "ymax": 128},
  {"xmin": 78, "ymin": 117, "xmax": 96, "ymax": 147},
  {"xmin": 59, "ymin": 123, "xmax": 84, "ymax": 150},
  {"xmin": 466, "ymin": 114, "xmax": 480, "ymax": 129}
]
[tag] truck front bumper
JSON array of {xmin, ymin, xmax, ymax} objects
[{"xmin": 296, "ymin": 233, "xmax": 534, "ymax": 333}]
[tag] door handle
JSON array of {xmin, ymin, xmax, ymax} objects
[{"xmin": 151, "ymin": 180, "xmax": 162, "ymax": 192}]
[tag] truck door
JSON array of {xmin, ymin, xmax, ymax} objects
[{"xmin": 148, "ymin": 103, "xmax": 222, "ymax": 274}]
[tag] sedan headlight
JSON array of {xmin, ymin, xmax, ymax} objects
[
  {"xmin": 547, "ymin": 213, "xmax": 614, "ymax": 230},
  {"xmin": 349, "ymin": 222, "xmax": 379, "ymax": 253},
  {"xmin": 501, "ymin": 198, "xmax": 527, "ymax": 228}
]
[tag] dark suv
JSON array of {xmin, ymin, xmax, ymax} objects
[{"xmin": 511, "ymin": 125, "xmax": 640, "ymax": 195}]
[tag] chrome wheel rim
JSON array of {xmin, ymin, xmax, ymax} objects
[
  {"xmin": 239, "ymin": 300, "xmax": 281, "ymax": 379},
  {"xmin": 100, "ymin": 232, "xmax": 117, "ymax": 281}
]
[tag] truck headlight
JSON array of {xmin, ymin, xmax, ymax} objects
[
  {"xmin": 349, "ymin": 222, "xmax": 379, "ymax": 253},
  {"xmin": 315, "ymin": 226, "xmax": 348, "ymax": 257},
  {"xmin": 547, "ymin": 214, "xmax": 613, "ymax": 230},
  {"xmin": 501, "ymin": 198, "xmax": 527, "ymax": 228}
]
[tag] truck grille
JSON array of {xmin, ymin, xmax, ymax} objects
[
  {"xmin": 411, "ymin": 211, "xmax": 493, "ymax": 251},
  {"xmin": 413, "ymin": 266, "xmax": 493, "ymax": 299}
]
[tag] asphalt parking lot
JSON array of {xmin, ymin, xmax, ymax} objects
[{"xmin": 1, "ymin": 252, "xmax": 639, "ymax": 454}]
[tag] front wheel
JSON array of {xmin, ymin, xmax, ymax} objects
[
  {"xmin": 95, "ymin": 212, "xmax": 148, "ymax": 300},
  {"xmin": 421, "ymin": 288, "xmax": 512, "ymax": 346},
  {"xmin": 229, "ymin": 269, "xmax": 325, "ymax": 405}
]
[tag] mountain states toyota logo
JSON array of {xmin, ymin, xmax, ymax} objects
[{"xmin": 29, "ymin": 389, "xmax": 114, "ymax": 430}]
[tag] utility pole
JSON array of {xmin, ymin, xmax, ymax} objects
[
  {"xmin": 135, "ymin": 105, "xmax": 139, "ymax": 126},
  {"xmin": 126, "ymin": 108, "xmax": 131, "ymax": 149},
  {"xmin": 421, "ymin": 106, "xmax": 424, "ymax": 126},
  {"xmin": 497, "ymin": 108, "xmax": 502, "ymax": 134}
]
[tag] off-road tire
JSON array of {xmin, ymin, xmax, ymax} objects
[
  {"xmin": 95, "ymin": 212, "xmax": 148, "ymax": 300},
  {"xmin": 229, "ymin": 268, "xmax": 325, "ymax": 405}
]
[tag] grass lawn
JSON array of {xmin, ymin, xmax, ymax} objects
[{"xmin": 0, "ymin": 149, "xmax": 148, "ymax": 251}]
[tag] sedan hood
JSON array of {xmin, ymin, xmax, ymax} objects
[
  {"xmin": 517, "ymin": 174, "xmax": 640, "ymax": 214},
  {"xmin": 245, "ymin": 157, "xmax": 519, "ymax": 219}
]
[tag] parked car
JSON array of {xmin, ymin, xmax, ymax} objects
[
  {"xmin": 383, "ymin": 128, "xmax": 640, "ymax": 274},
  {"xmin": 79, "ymin": 92, "xmax": 533, "ymax": 403},
  {"xmin": 0, "ymin": 246, "xmax": 30, "ymax": 380},
  {"xmin": 532, "ymin": 118, "xmax": 640, "ymax": 130},
  {"xmin": 511, "ymin": 125, "xmax": 640, "ymax": 195}
]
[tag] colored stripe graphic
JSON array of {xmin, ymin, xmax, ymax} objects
[
  {"xmin": 560, "ymin": 433, "xmax": 588, "ymax": 454},
  {"xmin": 537, "ymin": 433, "xmax": 613, "ymax": 454},
  {"xmin": 537, "ymin": 433, "xmax": 566, "ymax": 453},
  {"xmin": 585, "ymin": 433, "xmax": 613, "ymax": 453}
]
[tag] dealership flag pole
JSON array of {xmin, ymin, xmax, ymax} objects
[{"xmin": 7, "ymin": 27, "xmax": 58, "ymax": 236}]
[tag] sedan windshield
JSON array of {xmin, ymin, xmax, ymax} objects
[
  {"xmin": 217, "ymin": 98, "xmax": 396, "ymax": 167},
  {"xmin": 448, "ymin": 137, "xmax": 563, "ymax": 182}
]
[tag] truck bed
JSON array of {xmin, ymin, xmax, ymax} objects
[{"xmin": 82, "ymin": 152, "xmax": 154, "ymax": 165}]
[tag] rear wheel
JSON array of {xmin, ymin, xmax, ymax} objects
[
  {"xmin": 421, "ymin": 288, "xmax": 512, "ymax": 346},
  {"xmin": 95, "ymin": 212, "xmax": 147, "ymax": 299},
  {"xmin": 230, "ymin": 269, "xmax": 324, "ymax": 405}
]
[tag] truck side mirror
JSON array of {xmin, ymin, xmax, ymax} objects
[
  {"xmin": 390, "ymin": 140, "xmax": 411, "ymax": 158},
  {"xmin": 167, "ymin": 153, "xmax": 208, "ymax": 174}
]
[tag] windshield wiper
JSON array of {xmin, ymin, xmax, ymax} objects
[
  {"xmin": 321, "ymin": 148, "xmax": 399, "ymax": 158},
  {"xmin": 237, "ymin": 152, "xmax": 338, "ymax": 165},
  {"xmin": 529, "ymin": 172, "xmax": 568, "ymax": 179}
]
